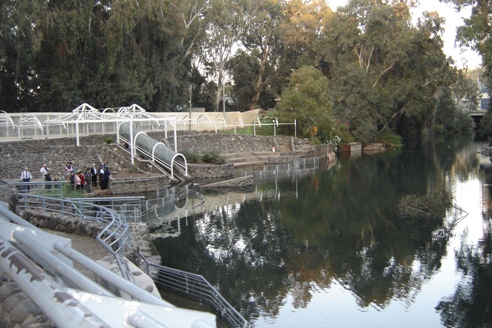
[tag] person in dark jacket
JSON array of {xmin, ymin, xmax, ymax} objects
[
  {"xmin": 100, "ymin": 167, "xmax": 111, "ymax": 190},
  {"xmin": 90, "ymin": 163, "xmax": 98, "ymax": 187}
]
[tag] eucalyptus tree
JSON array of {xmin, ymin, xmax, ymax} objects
[
  {"xmin": 440, "ymin": 0, "xmax": 492, "ymax": 135},
  {"xmin": 440, "ymin": 0, "xmax": 489, "ymax": 75},
  {"xmin": 198, "ymin": 0, "xmax": 247, "ymax": 112},
  {"xmin": 314, "ymin": 0, "xmax": 457, "ymax": 142},
  {"xmin": 0, "ymin": 0, "xmax": 55, "ymax": 111},
  {"xmin": 104, "ymin": 0, "xmax": 209, "ymax": 111},
  {"xmin": 234, "ymin": 0, "xmax": 285, "ymax": 110}
]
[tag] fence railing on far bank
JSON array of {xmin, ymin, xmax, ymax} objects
[{"xmin": 0, "ymin": 107, "xmax": 297, "ymax": 142}]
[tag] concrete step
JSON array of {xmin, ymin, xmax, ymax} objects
[
  {"xmin": 232, "ymin": 161, "xmax": 269, "ymax": 168},
  {"xmin": 227, "ymin": 156, "xmax": 268, "ymax": 164},
  {"xmin": 222, "ymin": 151, "xmax": 280, "ymax": 159}
]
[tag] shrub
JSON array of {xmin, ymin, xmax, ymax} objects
[
  {"xmin": 201, "ymin": 152, "xmax": 226, "ymax": 165},
  {"xmin": 376, "ymin": 129, "xmax": 403, "ymax": 147},
  {"xmin": 180, "ymin": 151, "xmax": 200, "ymax": 163}
]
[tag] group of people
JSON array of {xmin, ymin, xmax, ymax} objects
[
  {"xmin": 66, "ymin": 160, "xmax": 112, "ymax": 192},
  {"xmin": 19, "ymin": 160, "xmax": 112, "ymax": 192}
]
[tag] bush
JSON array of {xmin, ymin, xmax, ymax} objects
[
  {"xmin": 201, "ymin": 152, "xmax": 226, "ymax": 165},
  {"xmin": 104, "ymin": 137, "xmax": 113, "ymax": 144},
  {"xmin": 376, "ymin": 129, "xmax": 403, "ymax": 147},
  {"xmin": 180, "ymin": 151, "xmax": 200, "ymax": 163}
]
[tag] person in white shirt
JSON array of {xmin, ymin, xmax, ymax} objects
[
  {"xmin": 40, "ymin": 163, "xmax": 50, "ymax": 178},
  {"xmin": 40, "ymin": 163, "xmax": 52, "ymax": 189},
  {"xmin": 19, "ymin": 167, "xmax": 32, "ymax": 192}
]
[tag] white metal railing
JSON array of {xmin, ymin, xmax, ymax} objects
[
  {"xmin": 244, "ymin": 157, "xmax": 320, "ymax": 179},
  {"xmin": 141, "ymin": 187, "xmax": 205, "ymax": 224},
  {"xmin": 6, "ymin": 182, "xmax": 249, "ymax": 327},
  {"xmin": 14, "ymin": 192, "xmax": 132, "ymax": 281},
  {"xmin": 0, "ymin": 108, "xmax": 264, "ymax": 142},
  {"xmin": 138, "ymin": 251, "xmax": 251, "ymax": 328},
  {"xmin": 119, "ymin": 133, "xmax": 188, "ymax": 180},
  {"xmin": 0, "ymin": 204, "xmax": 216, "ymax": 328}
]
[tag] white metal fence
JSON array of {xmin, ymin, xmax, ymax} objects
[{"xmin": 0, "ymin": 106, "xmax": 297, "ymax": 142}]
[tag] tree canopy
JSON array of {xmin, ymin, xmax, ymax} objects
[{"xmin": 0, "ymin": 0, "xmax": 482, "ymax": 141}]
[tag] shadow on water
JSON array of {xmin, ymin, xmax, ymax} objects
[{"xmin": 148, "ymin": 134, "xmax": 492, "ymax": 327}]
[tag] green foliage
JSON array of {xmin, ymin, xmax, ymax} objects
[
  {"xmin": 62, "ymin": 184, "xmax": 87, "ymax": 198},
  {"xmin": 375, "ymin": 129, "xmax": 403, "ymax": 147},
  {"xmin": 276, "ymin": 66, "xmax": 333, "ymax": 138},
  {"xmin": 180, "ymin": 151, "xmax": 200, "ymax": 163},
  {"xmin": 478, "ymin": 112, "xmax": 492, "ymax": 138},
  {"xmin": 201, "ymin": 152, "xmax": 226, "ymax": 165},
  {"xmin": 441, "ymin": 0, "xmax": 490, "ymax": 79},
  {"xmin": 104, "ymin": 137, "xmax": 113, "ymax": 144},
  {"xmin": 315, "ymin": 1, "xmax": 457, "ymax": 143},
  {"xmin": 318, "ymin": 119, "xmax": 354, "ymax": 151},
  {"xmin": 435, "ymin": 87, "xmax": 474, "ymax": 135}
]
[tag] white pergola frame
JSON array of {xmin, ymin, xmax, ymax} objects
[{"xmin": 42, "ymin": 104, "xmax": 178, "ymax": 164}]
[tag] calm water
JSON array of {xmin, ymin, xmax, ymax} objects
[{"xmin": 151, "ymin": 136, "xmax": 492, "ymax": 328}]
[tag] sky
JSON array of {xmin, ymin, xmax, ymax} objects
[{"xmin": 326, "ymin": 0, "xmax": 482, "ymax": 69}]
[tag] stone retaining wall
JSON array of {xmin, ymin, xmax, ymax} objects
[
  {"xmin": 152, "ymin": 132, "xmax": 278, "ymax": 155},
  {"xmin": 109, "ymin": 175, "xmax": 172, "ymax": 194},
  {"xmin": 0, "ymin": 133, "xmax": 316, "ymax": 184},
  {"xmin": 0, "ymin": 135, "xmax": 154, "ymax": 182},
  {"xmin": 188, "ymin": 163, "xmax": 234, "ymax": 179}
]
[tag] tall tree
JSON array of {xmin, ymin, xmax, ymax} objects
[
  {"xmin": 198, "ymin": 0, "xmax": 248, "ymax": 112},
  {"xmin": 0, "ymin": 0, "xmax": 49, "ymax": 111},
  {"xmin": 440, "ymin": 0, "xmax": 489, "ymax": 74},
  {"xmin": 240, "ymin": 0, "xmax": 284, "ymax": 110},
  {"xmin": 314, "ymin": 0, "xmax": 457, "ymax": 142}
]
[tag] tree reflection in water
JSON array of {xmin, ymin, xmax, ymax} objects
[
  {"xmin": 436, "ymin": 168, "xmax": 492, "ymax": 328},
  {"xmin": 151, "ymin": 135, "xmax": 490, "ymax": 326}
]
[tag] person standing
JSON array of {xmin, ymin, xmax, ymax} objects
[
  {"xmin": 90, "ymin": 163, "xmax": 98, "ymax": 187},
  {"xmin": 65, "ymin": 162, "xmax": 74, "ymax": 179},
  {"xmin": 40, "ymin": 163, "xmax": 49, "ymax": 178},
  {"xmin": 40, "ymin": 163, "xmax": 52, "ymax": 189},
  {"xmin": 100, "ymin": 167, "xmax": 111, "ymax": 190},
  {"xmin": 19, "ymin": 167, "xmax": 32, "ymax": 192},
  {"xmin": 78, "ymin": 171, "xmax": 85, "ymax": 192},
  {"xmin": 99, "ymin": 160, "xmax": 107, "ymax": 187},
  {"xmin": 84, "ymin": 168, "xmax": 92, "ymax": 193},
  {"xmin": 74, "ymin": 171, "xmax": 81, "ymax": 191}
]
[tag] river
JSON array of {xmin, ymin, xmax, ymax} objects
[{"xmin": 151, "ymin": 135, "xmax": 492, "ymax": 328}]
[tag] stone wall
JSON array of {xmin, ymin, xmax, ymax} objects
[
  {"xmin": 0, "ymin": 132, "xmax": 311, "ymax": 181},
  {"xmin": 0, "ymin": 135, "xmax": 155, "ymax": 181},
  {"xmin": 109, "ymin": 175, "xmax": 172, "ymax": 194},
  {"xmin": 188, "ymin": 163, "xmax": 234, "ymax": 179},
  {"xmin": 150, "ymin": 132, "xmax": 279, "ymax": 155}
]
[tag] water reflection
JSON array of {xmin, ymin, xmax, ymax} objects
[{"xmin": 150, "ymin": 135, "xmax": 492, "ymax": 327}]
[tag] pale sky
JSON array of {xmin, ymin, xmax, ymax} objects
[{"xmin": 326, "ymin": 0, "xmax": 482, "ymax": 69}]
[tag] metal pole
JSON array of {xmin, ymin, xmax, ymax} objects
[
  {"xmin": 12, "ymin": 230, "xmax": 113, "ymax": 297},
  {"xmin": 130, "ymin": 118, "xmax": 134, "ymax": 165},
  {"xmin": 189, "ymin": 84, "xmax": 192, "ymax": 131},
  {"xmin": 53, "ymin": 241, "xmax": 173, "ymax": 307}
]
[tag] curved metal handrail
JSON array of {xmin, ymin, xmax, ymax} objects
[{"xmin": 15, "ymin": 193, "xmax": 132, "ymax": 281}]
